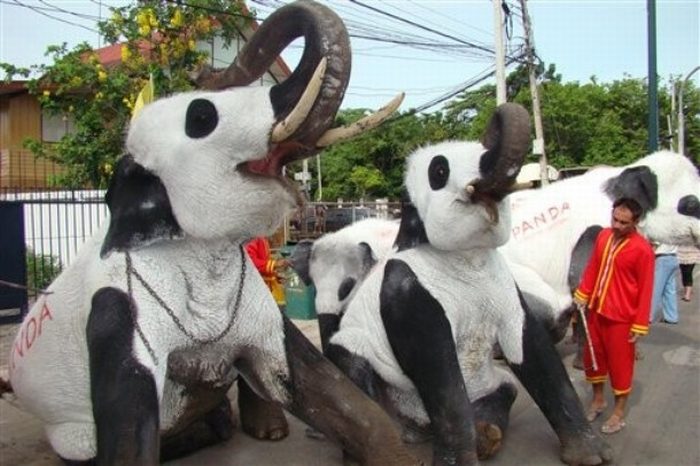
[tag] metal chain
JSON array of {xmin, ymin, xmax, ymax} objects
[
  {"xmin": 124, "ymin": 244, "xmax": 247, "ymax": 365},
  {"xmin": 126, "ymin": 254, "xmax": 160, "ymax": 366}
]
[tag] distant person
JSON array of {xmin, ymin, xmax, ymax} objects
[
  {"xmin": 245, "ymin": 237, "xmax": 289, "ymax": 311},
  {"xmin": 677, "ymin": 244, "xmax": 700, "ymax": 302},
  {"xmin": 650, "ymin": 243, "xmax": 679, "ymax": 324},
  {"xmin": 314, "ymin": 204, "xmax": 326, "ymax": 234},
  {"xmin": 573, "ymin": 197, "xmax": 654, "ymax": 435}
]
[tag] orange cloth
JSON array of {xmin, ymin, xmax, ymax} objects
[
  {"xmin": 245, "ymin": 237, "xmax": 286, "ymax": 306},
  {"xmin": 574, "ymin": 228, "xmax": 654, "ymax": 335}
]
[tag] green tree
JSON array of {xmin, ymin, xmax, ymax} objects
[
  {"xmin": 1, "ymin": 0, "xmax": 249, "ymax": 188},
  {"xmin": 312, "ymin": 108, "xmax": 470, "ymax": 201},
  {"xmin": 315, "ymin": 66, "xmax": 699, "ymax": 201}
]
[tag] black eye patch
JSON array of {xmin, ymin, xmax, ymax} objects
[
  {"xmin": 678, "ymin": 194, "xmax": 700, "ymax": 219},
  {"xmin": 185, "ymin": 98, "xmax": 218, "ymax": 138},
  {"xmin": 428, "ymin": 155, "xmax": 450, "ymax": 190},
  {"xmin": 337, "ymin": 277, "xmax": 357, "ymax": 301}
]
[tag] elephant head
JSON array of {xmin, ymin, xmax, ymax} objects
[{"xmin": 101, "ymin": 0, "xmax": 402, "ymax": 257}]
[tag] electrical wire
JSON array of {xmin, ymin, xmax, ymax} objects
[{"xmin": 5, "ymin": 0, "xmax": 98, "ymax": 33}]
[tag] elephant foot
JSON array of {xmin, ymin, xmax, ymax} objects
[
  {"xmin": 560, "ymin": 431, "xmax": 614, "ymax": 466},
  {"xmin": 160, "ymin": 400, "xmax": 236, "ymax": 462},
  {"xmin": 475, "ymin": 421, "xmax": 502, "ymax": 460},
  {"xmin": 238, "ymin": 378, "xmax": 289, "ymax": 441}
]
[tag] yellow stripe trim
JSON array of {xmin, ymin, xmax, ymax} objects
[
  {"xmin": 597, "ymin": 237, "xmax": 629, "ymax": 314},
  {"xmin": 631, "ymin": 324, "xmax": 649, "ymax": 335},
  {"xmin": 613, "ymin": 387, "xmax": 632, "ymax": 396},
  {"xmin": 590, "ymin": 235, "xmax": 615, "ymax": 308},
  {"xmin": 574, "ymin": 289, "xmax": 589, "ymax": 302},
  {"xmin": 586, "ymin": 375, "xmax": 607, "ymax": 384},
  {"xmin": 265, "ymin": 259, "xmax": 276, "ymax": 275}
]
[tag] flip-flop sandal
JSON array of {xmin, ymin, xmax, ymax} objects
[
  {"xmin": 586, "ymin": 405, "xmax": 607, "ymax": 422},
  {"xmin": 601, "ymin": 417, "xmax": 626, "ymax": 434}
]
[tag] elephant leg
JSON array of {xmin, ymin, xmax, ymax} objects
[
  {"xmin": 239, "ymin": 316, "xmax": 419, "ymax": 466},
  {"xmin": 87, "ymin": 287, "xmax": 160, "ymax": 465},
  {"xmin": 238, "ymin": 377, "xmax": 289, "ymax": 441},
  {"xmin": 471, "ymin": 382, "xmax": 517, "ymax": 460},
  {"xmin": 160, "ymin": 399, "xmax": 235, "ymax": 461},
  {"xmin": 508, "ymin": 297, "xmax": 613, "ymax": 466},
  {"xmin": 572, "ymin": 313, "xmax": 586, "ymax": 370}
]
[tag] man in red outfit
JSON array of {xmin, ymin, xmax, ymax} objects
[
  {"xmin": 245, "ymin": 237, "xmax": 289, "ymax": 309},
  {"xmin": 573, "ymin": 197, "xmax": 654, "ymax": 435}
]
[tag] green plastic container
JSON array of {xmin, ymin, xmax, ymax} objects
[{"xmin": 284, "ymin": 270, "xmax": 316, "ymax": 320}]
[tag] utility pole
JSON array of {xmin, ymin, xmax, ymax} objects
[
  {"xmin": 316, "ymin": 154, "xmax": 323, "ymax": 201},
  {"xmin": 647, "ymin": 0, "xmax": 658, "ymax": 153},
  {"xmin": 493, "ymin": 0, "xmax": 507, "ymax": 105},
  {"xmin": 519, "ymin": 0, "xmax": 548, "ymax": 185},
  {"xmin": 678, "ymin": 65, "xmax": 700, "ymax": 155}
]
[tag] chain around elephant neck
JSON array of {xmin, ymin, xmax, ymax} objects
[{"xmin": 124, "ymin": 243, "xmax": 247, "ymax": 365}]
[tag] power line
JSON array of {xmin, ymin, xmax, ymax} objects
[
  {"xmin": 5, "ymin": 0, "xmax": 98, "ymax": 33},
  {"xmin": 347, "ymin": 0, "xmax": 495, "ymax": 56}
]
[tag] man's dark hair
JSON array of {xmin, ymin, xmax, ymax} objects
[{"xmin": 613, "ymin": 197, "xmax": 645, "ymax": 221}]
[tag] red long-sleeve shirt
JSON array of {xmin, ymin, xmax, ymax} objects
[{"xmin": 574, "ymin": 228, "xmax": 654, "ymax": 335}]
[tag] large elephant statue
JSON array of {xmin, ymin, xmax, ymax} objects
[{"xmin": 6, "ymin": 1, "xmax": 416, "ymax": 464}]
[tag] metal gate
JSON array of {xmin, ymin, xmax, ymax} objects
[
  {"xmin": 0, "ymin": 202, "xmax": 27, "ymax": 323},
  {"xmin": 0, "ymin": 190, "xmax": 108, "ymax": 323}
]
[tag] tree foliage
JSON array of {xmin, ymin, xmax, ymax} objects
[
  {"xmin": 1, "ymin": 0, "xmax": 249, "ymax": 188},
  {"xmin": 311, "ymin": 65, "xmax": 699, "ymax": 201}
]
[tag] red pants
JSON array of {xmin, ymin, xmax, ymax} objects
[{"xmin": 584, "ymin": 311, "xmax": 635, "ymax": 395}]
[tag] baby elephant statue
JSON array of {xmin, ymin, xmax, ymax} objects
[
  {"xmin": 325, "ymin": 103, "xmax": 614, "ymax": 465},
  {"xmin": 7, "ymin": 1, "xmax": 418, "ymax": 465}
]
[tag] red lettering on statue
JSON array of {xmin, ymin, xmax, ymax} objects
[
  {"xmin": 39, "ymin": 302, "xmax": 53, "ymax": 336},
  {"xmin": 10, "ymin": 300, "xmax": 54, "ymax": 368},
  {"xmin": 512, "ymin": 201, "xmax": 571, "ymax": 240},
  {"xmin": 533, "ymin": 212, "xmax": 547, "ymax": 227},
  {"xmin": 25, "ymin": 318, "xmax": 37, "ymax": 350}
]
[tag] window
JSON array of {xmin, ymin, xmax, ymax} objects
[{"xmin": 41, "ymin": 111, "xmax": 75, "ymax": 143}]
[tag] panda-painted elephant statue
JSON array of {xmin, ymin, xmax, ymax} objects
[
  {"xmin": 501, "ymin": 151, "xmax": 700, "ymax": 344},
  {"xmin": 291, "ymin": 218, "xmax": 399, "ymax": 352},
  {"xmin": 319, "ymin": 103, "xmax": 613, "ymax": 465},
  {"xmin": 6, "ymin": 1, "xmax": 419, "ymax": 464}
]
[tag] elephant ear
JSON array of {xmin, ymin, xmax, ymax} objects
[
  {"xmin": 289, "ymin": 240, "xmax": 314, "ymax": 285},
  {"xmin": 603, "ymin": 165, "xmax": 658, "ymax": 213},
  {"xmin": 358, "ymin": 241, "xmax": 378, "ymax": 273},
  {"xmin": 100, "ymin": 155, "xmax": 183, "ymax": 258},
  {"xmin": 394, "ymin": 191, "xmax": 429, "ymax": 252}
]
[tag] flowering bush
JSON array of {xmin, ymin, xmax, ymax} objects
[{"xmin": 2, "ymin": 0, "xmax": 250, "ymax": 188}]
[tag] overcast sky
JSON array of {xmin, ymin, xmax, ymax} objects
[{"xmin": 1, "ymin": 0, "xmax": 698, "ymax": 112}]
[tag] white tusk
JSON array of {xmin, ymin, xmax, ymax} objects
[
  {"xmin": 271, "ymin": 57, "xmax": 328, "ymax": 143},
  {"xmin": 316, "ymin": 92, "xmax": 405, "ymax": 147}
]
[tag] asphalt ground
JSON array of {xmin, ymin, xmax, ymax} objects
[{"xmin": 1, "ymin": 274, "xmax": 698, "ymax": 466}]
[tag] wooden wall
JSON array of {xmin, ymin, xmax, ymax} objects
[{"xmin": 0, "ymin": 92, "xmax": 64, "ymax": 190}]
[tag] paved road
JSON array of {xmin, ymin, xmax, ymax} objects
[{"xmin": 1, "ymin": 289, "xmax": 698, "ymax": 465}]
